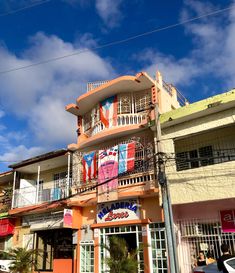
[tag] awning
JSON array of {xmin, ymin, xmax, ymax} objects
[
  {"xmin": 0, "ymin": 218, "xmax": 15, "ymax": 236},
  {"xmin": 30, "ymin": 219, "xmax": 64, "ymax": 231}
]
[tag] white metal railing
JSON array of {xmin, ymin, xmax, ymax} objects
[
  {"xmin": 85, "ymin": 113, "xmax": 147, "ymax": 137},
  {"xmin": 12, "ymin": 179, "xmax": 72, "ymax": 208},
  {"xmin": 87, "ymin": 80, "xmax": 109, "ymax": 92}
]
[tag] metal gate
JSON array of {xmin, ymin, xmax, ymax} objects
[{"xmin": 176, "ymin": 219, "xmax": 235, "ymax": 273}]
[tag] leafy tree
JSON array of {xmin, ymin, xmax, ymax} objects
[
  {"xmin": 6, "ymin": 246, "xmax": 39, "ymax": 273},
  {"xmin": 104, "ymin": 236, "xmax": 138, "ymax": 273}
]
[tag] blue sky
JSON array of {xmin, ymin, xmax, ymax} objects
[{"xmin": 0, "ymin": 0, "xmax": 234, "ymax": 172}]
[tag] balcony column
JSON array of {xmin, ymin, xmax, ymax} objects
[
  {"xmin": 11, "ymin": 171, "xmax": 17, "ymax": 209},
  {"xmin": 67, "ymin": 152, "xmax": 71, "ymax": 196},
  {"xmin": 36, "ymin": 165, "xmax": 40, "ymax": 203}
]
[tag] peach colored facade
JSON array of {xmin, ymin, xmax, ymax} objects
[{"xmin": 66, "ymin": 71, "xmax": 182, "ymax": 273}]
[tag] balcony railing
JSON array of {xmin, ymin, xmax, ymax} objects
[
  {"xmin": 87, "ymin": 80, "xmax": 109, "ymax": 92},
  {"xmin": 85, "ymin": 112, "xmax": 147, "ymax": 137},
  {"xmin": 75, "ymin": 171, "xmax": 156, "ymax": 194},
  {"xmin": 12, "ymin": 179, "xmax": 72, "ymax": 208}
]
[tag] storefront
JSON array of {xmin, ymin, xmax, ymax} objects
[
  {"xmin": 78, "ymin": 198, "xmax": 168, "ymax": 273},
  {"xmin": 21, "ymin": 209, "xmax": 78, "ymax": 273},
  {"xmin": 174, "ymin": 199, "xmax": 235, "ymax": 273}
]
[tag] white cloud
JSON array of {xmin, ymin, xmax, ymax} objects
[
  {"xmin": 95, "ymin": 0, "xmax": 123, "ymax": 28},
  {"xmin": 137, "ymin": 0, "xmax": 235, "ymax": 92},
  {"xmin": 0, "ymin": 32, "xmax": 115, "ymax": 150},
  {"xmin": 139, "ymin": 50, "xmax": 200, "ymax": 86},
  {"xmin": 0, "ymin": 145, "xmax": 45, "ymax": 163}
]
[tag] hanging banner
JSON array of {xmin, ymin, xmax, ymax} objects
[
  {"xmin": 97, "ymin": 199, "xmax": 140, "ymax": 223},
  {"xmin": 82, "ymin": 151, "xmax": 97, "ymax": 183},
  {"xmin": 220, "ymin": 210, "xmax": 235, "ymax": 232},
  {"xmin": 98, "ymin": 146, "xmax": 118, "ymax": 202},
  {"xmin": 118, "ymin": 142, "xmax": 136, "ymax": 174},
  {"xmin": 99, "ymin": 95, "xmax": 117, "ymax": 128},
  {"xmin": 63, "ymin": 209, "xmax": 73, "ymax": 228}
]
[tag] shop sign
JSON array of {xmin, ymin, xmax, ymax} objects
[
  {"xmin": 63, "ymin": 209, "xmax": 73, "ymax": 228},
  {"xmin": 97, "ymin": 199, "xmax": 140, "ymax": 223},
  {"xmin": 220, "ymin": 210, "xmax": 235, "ymax": 232}
]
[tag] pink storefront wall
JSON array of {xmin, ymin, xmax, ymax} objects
[{"xmin": 172, "ymin": 198, "xmax": 235, "ymax": 220}]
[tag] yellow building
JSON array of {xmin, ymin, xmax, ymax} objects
[{"xmin": 160, "ymin": 90, "xmax": 235, "ymax": 273}]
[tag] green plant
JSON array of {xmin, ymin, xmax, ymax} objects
[
  {"xmin": 104, "ymin": 236, "xmax": 138, "ymax": 273},
  {"xmin": 6, "ymin": 246, "xmax": 39, "ymax": 273}
]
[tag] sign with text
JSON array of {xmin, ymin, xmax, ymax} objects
[
  {"xmin": 97, "ymin": 199, "xmax": 140, "ymax": 223},
  {"xmin": 220, "ymin": 210, "xmax": 235, "ymax": 232},
  {"xmin": 63, "ymin": 209, "xmax": 73, "ymax": 228}
]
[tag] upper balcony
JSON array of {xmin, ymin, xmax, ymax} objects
[
  {"xmin": 82, "ymin": 90, "xmax": 150, "ymax": 138},
  {"xmin": 66, "ymin": 71, "xmax": 188, "ymax": 150},
  {"xmin": 9, "ymin": 149, "xmax": 73, "ymax": 210}
]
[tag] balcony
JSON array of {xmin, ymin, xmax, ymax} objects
[
  {"xmin": 85, "ymin": 112, "xmax": 147, "ymax": 138},
  {"xmin": 12, "ymin": 178, "xmax": 72, "ymax": 209},
  {"xmin": 74, "ymin": 133, "xmax": 156, "ymax": 196}
]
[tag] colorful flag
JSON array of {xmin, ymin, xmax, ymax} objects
[
  {"xmin": 82, "ymin": 152, "xmax": 97, "ymax": 183},
  {"xmin": 118, "ymin": 142, "xmax": 136, "ymax": 174},
  {"xmin": 99, "ymin": 95, "xmax": 117, "ymax": 128},
  {"xmin": 98, "ymin": 146, "xmax": 119, "ymax": 202}
]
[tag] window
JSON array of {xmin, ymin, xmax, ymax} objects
[
  {"xmin": 80, "ymin": 243, "xmax": 94, "ymax": 273},
  {"xmin": 176, "ymin": 146, "xmax": 214, "ymax": 171},
  {"xmin": 54, "ymin": 171, "xmax": 67, "ymax": 188},
  {"xmin": 83, "ymin": 111, "xmax": 92, "ymax": 131},
  {"xmin": 118, "ymin": 93, "xmax": 131, "ymax": 114},
  {"xmin": 134, "ymin": 90, "xmax": 151, "ymax": 113}
]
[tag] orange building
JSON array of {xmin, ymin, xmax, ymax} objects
[{"xmin": 65, "ymin": 71, "xmax": 185, "ymax": 273}]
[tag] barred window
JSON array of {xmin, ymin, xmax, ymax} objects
[
  {"xmin": 134, "ymin": 90, "xmax": 151, "ymax": 113},
  {"xmin": 118, "ymin": 93, "xmax": 131, "ymax": 114},
  {"xmin": 176, "ymin": 145, "xmax": 214, "ymax": 171},
  {"xmin": 91, "ymin": 105, "xmax": 100, "ymax": 126},
  {"xmin": 83, "ymin": 111, "xmax": 92, "ymax": 131}
]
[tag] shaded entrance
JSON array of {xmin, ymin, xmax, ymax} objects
[{"xmin": 100, "ymin": 225, "xmax": 144, "ymax": 273}]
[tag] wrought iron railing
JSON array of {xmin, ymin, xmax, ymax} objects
[{"xmin": 12, "ymin": 179, "xmax": 72, "ymax": 208}]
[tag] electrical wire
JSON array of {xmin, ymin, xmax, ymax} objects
[
  {"xmin": 0, "ymin": 4, "xmax": 233, "ymax": 75},
  {"xmin": 0, "ymin": 0, "xmax": 52, "ymax": 17}
]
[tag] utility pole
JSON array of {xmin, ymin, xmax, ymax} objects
[{"xmin": 152, "ymin": 103, "xmax": 179, "ymax": 273}]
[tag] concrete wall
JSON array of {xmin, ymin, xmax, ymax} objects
[{"xmin": 161, "ymin": 108, "xmax": 235, "ymax": 205}]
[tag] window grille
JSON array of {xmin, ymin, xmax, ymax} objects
[
  {"xmin": 91, "ymin": 105, "xmax": 100, "ymax": 127},
  {"xmin": 176, "ymin": 145, "xmax": 214, "ymax": 171},
  {"xmin": 83, "ymin": 111, "xmax": 92, "ymax": 131},
  {"xmin": 134, "ymin": 90, "xmax": 151, "ymax": 113},
  {"xmin": 118, "ymin": 93, "xmax": 132, "ymax": 114}
]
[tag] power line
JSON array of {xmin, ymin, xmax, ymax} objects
[
  {"xmin": 0, "ymin": 0, "xmax": 52, "ymax": 18},
  {"xmin": 0, "ymin": 4, "xmax": 233, "ymax": 75}
]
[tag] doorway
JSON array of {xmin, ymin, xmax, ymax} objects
[{"xmin": 100, "ymin": 225, "xmax": 144, "ymax": 273}]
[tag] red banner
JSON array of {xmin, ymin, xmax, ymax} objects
[
  {"xmin": 220, "ymin": 210, "xmax": 235, "ymax": 232},
  {"xmin": 0, "ymin": 218, "xmax": 15, "ymax": 236}
]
